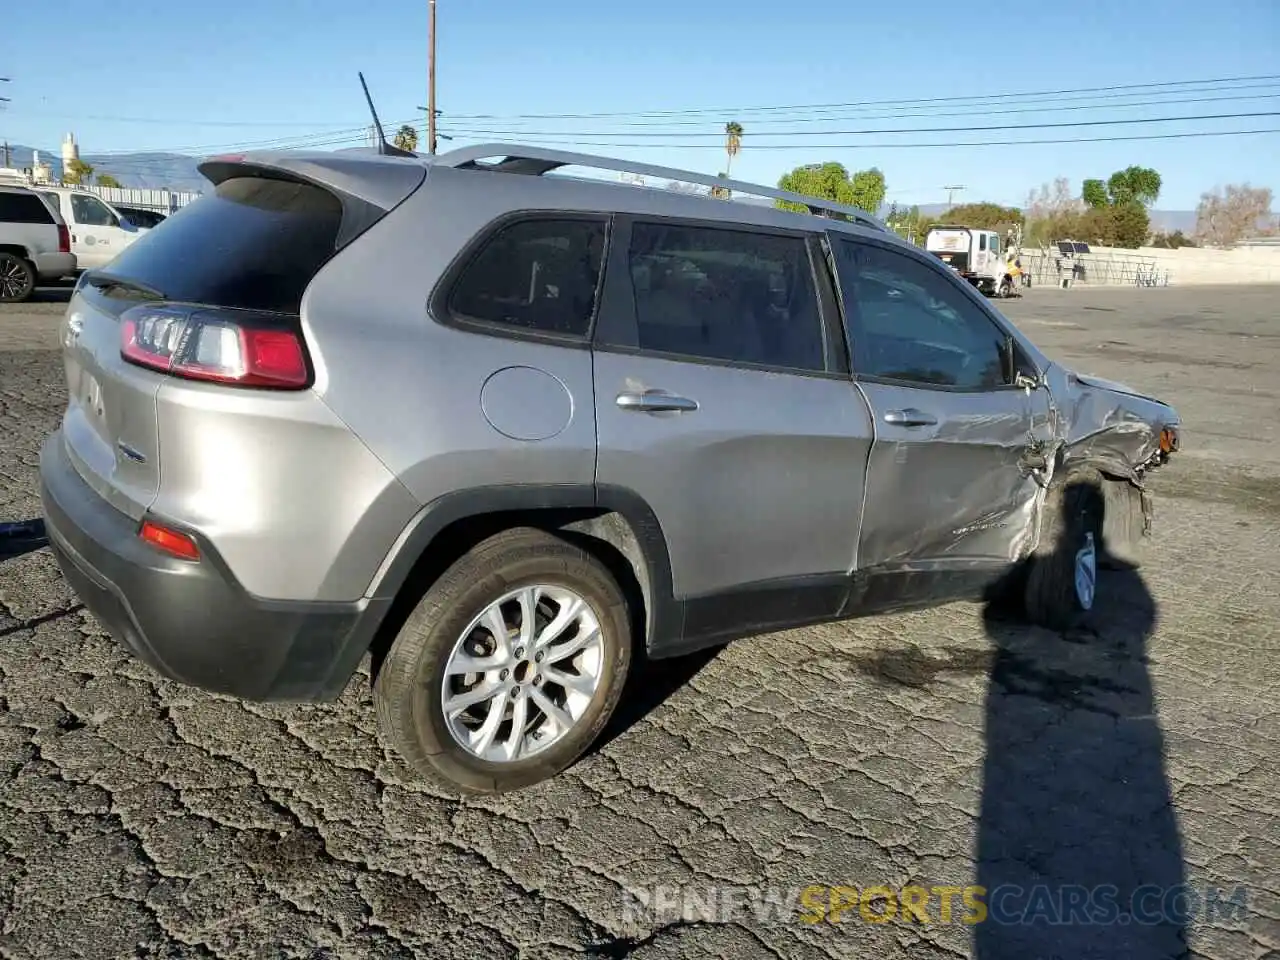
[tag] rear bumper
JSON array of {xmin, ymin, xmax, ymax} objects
[
  {"xmin": 32, "ymin": 252, "xmax": 77, "ymax": 280},
  {"xmin": 38, "ymin": 430, "xmax": 390, "ymax": 702}
]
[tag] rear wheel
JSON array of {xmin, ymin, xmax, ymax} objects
[
  {"xmin": 1024, "ymin": 467, "xmax": 1106, "ymax": 631},
  {"xmin": 998, "ymin": 278, "xmax": 1013, "ymax": 298},
  {"xmin": 374, "ymin": 527, "xmax": 632, "ymax": 795},
  {"xmin": 0, "ymin": 254, "xmax": 36, "ymax": 303}
]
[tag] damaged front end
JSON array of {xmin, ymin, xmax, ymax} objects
[{"xmin": 1041, "ymin": 365, "xmax": 1181, "ymax": 537}]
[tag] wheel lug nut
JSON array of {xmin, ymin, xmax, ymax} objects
[
  {"xmin": 511, "ymin": 688, "xmax": 520, "ymax": 699},
  {"xmin": 514, "ymin": 647, "xmax": 525, "ymax": 658},
  {"xmin": 534, "ymin": 674, "xmax": 543, "ymax": 685},
  {"xmin": 534, "ymin": 651, "xmax": 544, "ymax": 663}
]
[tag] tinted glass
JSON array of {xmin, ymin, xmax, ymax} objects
[
  {"xmin": 448, "ymin": 218, "xmax": 606, "ymax": 337},
  {"xmin": 72, "ymin": 194, "xmax": 118, "ymax": 227},
  {"xmin": 101, "ymin": 176, "xmax": 343, "ymax": 314},
  {"xmin": 0, "ymin": 191, "xmax": 56, "ymax": 224},
  {"xmin": 627, "ymin": 222, "xmax": 825, "ymax": 371},
  {"xmin": 836, "ymin": 240, "xmax": 1008, "ymax": 390},
  {"xmin": 990, "ymin": 235, "xmax": 1000, "ymax": 255}
]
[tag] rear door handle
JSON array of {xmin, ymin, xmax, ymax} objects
[
  {"xmin": 616, "ymin": 390, "xmax": 699, "ymax": 413},
  {"xmin": 883, "ymin": 408, "xmax": 938, "ymax": 427}
]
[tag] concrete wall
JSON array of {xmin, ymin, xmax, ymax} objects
[{"xmin": 1022, "ymin": 244, "xmax": 1280, "ymax": 286}]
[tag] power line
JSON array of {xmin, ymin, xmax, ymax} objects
[
  {"xmin": 433, "ymin": 110, "xmax": 1280, "ymax": 140},
  {"xmin": 100, "ymin": 105, "xmax": 1277, "ymax": 163},
  {"xmin": 451, "ymin": 83, "xmax": 1280, "ymax": 128},
  {"xmin": 438, "ymin": 73, "xmax": 1280, "ymax": 120}
]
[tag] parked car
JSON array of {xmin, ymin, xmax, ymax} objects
[
  {"xmin": 34, "ymin": 186, "xmax": 150, "ymax": 273},
  {"xmin": 0, "ymin": 184, "xmax": 77, "ymax": 302},
  {"xmin": 112, "ymin": 205, "xmax": 168, "ymax": 230},
  {"xmin": 38, "ymin": 144, "xmax": 1180, "ymax": 794}
]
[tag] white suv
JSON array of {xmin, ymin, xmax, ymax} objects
[{"xmin": 0, "ymin": 185, "xmax": 77, "ymax": 302}]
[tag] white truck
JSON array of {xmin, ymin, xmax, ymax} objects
[
  {"xmin": 33, "ymin": 186, "xmax": 151, "ymax": 273},
  {"xmin": 925, "ymin": 225, "xmax": 1012, "ymax": 296}
]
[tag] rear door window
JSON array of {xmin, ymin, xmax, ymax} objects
[
  {"xmin": 99, "ymin": 176, "xmax": 344, "ymax": 314},
  {"xmin": 624, "ymin": 221, "xmax": 826, "ymax": 372},
  {"xmin": 0, "ymin": 191, "xmax": 56, "ymax": 224}
]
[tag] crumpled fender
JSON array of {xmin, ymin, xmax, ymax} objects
[{"xmin": 1041, "ymin": 362, "xmax": 1180, "ymax": 487}]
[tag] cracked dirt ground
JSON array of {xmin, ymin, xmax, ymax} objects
[{"xmin": 1, "ymin": 285, "xmax": 1278, "ymax": 960}]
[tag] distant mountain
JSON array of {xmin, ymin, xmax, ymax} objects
[{"xmin": 3, "ymin": 143, "xmax": 207, "ymax": 193}]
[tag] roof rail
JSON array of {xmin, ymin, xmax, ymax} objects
[{"xmin": 431, "ymin": 143, "xmax": 888, "ymax": 232}]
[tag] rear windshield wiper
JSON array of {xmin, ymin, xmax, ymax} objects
[{"xmin": 83, "ymin": 270, "xmax": 166, "ymax": 301}]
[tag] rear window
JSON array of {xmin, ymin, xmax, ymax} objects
[
  {"xmin": 0, "ymin": 191, "xmax": 56, "ymax": 225},
  {"xmin": 101, "ymin": 175, "xmax": 343, "ymax": 314}
]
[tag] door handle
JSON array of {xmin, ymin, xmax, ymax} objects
[
  {"xmin": 616, "ymin": 390, "xmax": 699, "ymax": 413},
  {"xmin": 883, "ymin": 408, "xmax": 938, "ymax": 427}
]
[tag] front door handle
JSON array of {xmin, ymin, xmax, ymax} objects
[
  {"xmin": 616, "ymin": 390, "xmax": 699, "ymax": 413},
  {"xmin": 883, "ymin": 408, "xmax": 938, "ymax": 427}
]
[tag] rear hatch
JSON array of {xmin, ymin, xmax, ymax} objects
[
  {"xmin": 926, "ymin": 228, "xmax": 971, "ymax": 273},
  {"xmin": 58, "ymin": 157, "xmax": 425, "ymax": 520}
]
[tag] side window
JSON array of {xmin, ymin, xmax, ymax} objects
[
  {"xmin": 990, "ymin": 235, "xmax": 1000, "ymax": 256},
  {"xmin": 447, "ymin": 218, "xmax": 606, "ymax": 337},
  {"xmin": 978, "ymin": 234, "xmax": 987, "ymax": 251},
  {"xmin": 71, "ymin": 194, "xmax": 119, "ymax": 228},
  {"xmin": 0, "ymin": 192, "xmax": 55, "ymax": 224},
  {"xmin": 835, "ymin": 240, "xmax": 1010, "ymax": 390},
  {"xmin": 626, "ymin": 221, "xmax": 825, "ymax": 372}
]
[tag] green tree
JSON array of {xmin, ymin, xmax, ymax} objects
[
  {"xmin": 1082, "ymin": 179, "xmax": 1109, "ymax": 209},
  {"xmin": 938, "ymin": 201, "xmax": 1023, "ymax": 233},
  {"xmin": 392, "ymin": 125, "xmax": 419, "ymax": 152},
  {"xmin": 63, "ymin": 158, "xmax": 94, "ymax": 186},
  {"xmin": 1105, "ymin": 166, "xmax": 1161, "ymax": 206},
  {"xmin": 724, "ymin": 121, "xmax": 743, "ymax": 178},
  {"xmin": 776, "ymin": 162, "xmax": 886, "ymax": 215},
  {"xmin": 95, "ymin": 173, "xmax": 122, "ymax": 188}
]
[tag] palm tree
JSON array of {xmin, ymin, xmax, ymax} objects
[
  {"xmin": 392, "ymin": 125, "xmax": 419, "ymax": 152},
  {"xmin": 724, "ymin": 121, "xmax": 744, "ymax": 178}
]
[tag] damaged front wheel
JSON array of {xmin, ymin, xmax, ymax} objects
[{"xmin": 1024, "ymin": 467, "xmax": 1106, "ymax": 631}]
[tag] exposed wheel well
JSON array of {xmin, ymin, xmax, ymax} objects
[
  {"xmin": 0, "ymin": 245, "xmax": 33, "ymax": 260},
  {"xmin": 367, "ymin": 508, "xmax": 652, "ymax": 680}
]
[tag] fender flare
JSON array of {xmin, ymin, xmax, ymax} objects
[{"xmin": 363, "ymin": 483, "xmax": 680, "ymax": 650}]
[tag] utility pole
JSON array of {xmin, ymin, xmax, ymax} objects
[
  {"xmin": 944, "ymin": 184, "xmax": 966, "ymax": 211},
  {"xmin": 427, "ymin": 0, "xmax": 438, "ymax": 154}
]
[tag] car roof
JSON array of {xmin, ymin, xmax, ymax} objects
[{"xmin": 199, "ymin": 142, "xmax": 894, "ymax": 236}]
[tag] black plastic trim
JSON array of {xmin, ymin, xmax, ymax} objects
[{"xmin": 364, "ymin": 482, "xmax": 684, "ymax": 653}]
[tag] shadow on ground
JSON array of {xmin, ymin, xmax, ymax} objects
[{"xmin": 847, "ymin": 480, "xmax": 1187, "ymax": 958}]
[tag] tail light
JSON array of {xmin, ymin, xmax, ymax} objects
[
  {"xmin": 57, "ymin": 224, "xmax": 71, "ymax": 253},
  {"xmin": 139, "ymin": 519, "xmax": 200, "ymax": 561},
  {"xmin": 120, "ymin": 304, "xmax": 310, "ymax": 389}
]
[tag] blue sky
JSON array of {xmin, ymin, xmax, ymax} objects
[{"xmin": 2, "ymin": 0, "xmax": 1278, "ymax": 208}]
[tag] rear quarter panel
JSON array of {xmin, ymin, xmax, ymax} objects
[{"xmin": 301, "ymin": 167, "xmax": 602, "ymax": 517}]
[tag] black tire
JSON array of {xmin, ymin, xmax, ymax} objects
[
  {"xmin": 0, "ymin": 253, "xmax": 36, "ymax": 304},
  {"xmin": 1099, "ymin": 478, "xmax": 1147, "ymax": 570},
  {"xmin": 998, "ymin": 279, "xmax": 1013, "ymax": 298},
  {"xmin": 1024, "ymin": 467, "xmax": 1106, "ymax": 631},
  {"xmin": 374, "ymin": 527, "xmax": 633, "ymax": 795}
]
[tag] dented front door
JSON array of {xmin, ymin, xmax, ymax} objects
[{"xmin": 830, "ymin": 234, "xmax": 1047, "ymax": 586}]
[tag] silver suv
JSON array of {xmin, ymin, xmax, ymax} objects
[{"xmin": 39, "ymin": 144, "xmax": 1180, "ymax": 794}]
